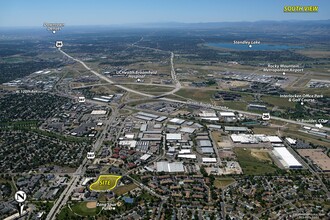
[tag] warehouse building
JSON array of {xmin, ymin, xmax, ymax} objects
[
  {"xmin": 219, "ymin": 112, "xmax": 235, "ymax": 117},
  {"xmin": 273, "ymin": 147, "xmax": 302, "ymax": 169},
  {"xmin": 156, "ymin": 161, "xmax": 185, "ymax": 173},
  {"xmin": 202, "ymin": 158, "xmax": 217, "ymax": 163},
  {"xmin": 166, "ymin": 133, "xmax": 182, "ymax": 141},
  {"xmin": 225, "ymin": 126, "xmax": 249, "ymax": 133},
  {"xmin": 169, "ymin": 118, "xmax": 185, "ymax": 125}
]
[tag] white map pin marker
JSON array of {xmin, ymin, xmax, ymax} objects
[
  {"xmin": 249, "ymin": 44, "xmax": 252, "ymax": 48},
  {"xmin": 15, "ymin": 190, "xmax": 27, "ymax": 217},
  {"xmin": 52, "ymin": 30, "xmax": 56, "ymax": 34}
]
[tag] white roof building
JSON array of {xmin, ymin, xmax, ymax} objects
[
  {"xmin": 180, "ymin": 127, "xmax": 195, "ymax": 133},
  {"xmin": 91, "ymin": 110, "xmax": 107, "ymax": 115},
  {"xmin": 100, "ymin": 95, "xmax": 114, "ymax": 100},
  {"xmin": 178, "ymin": 149, "xmax": 191, "ymax": 154},
  {"xmin": 178, "ymin": 154, "xmax": 196, "ymax": 159},
  {"xmin": 231, "ymin": 134, "xmax": 283, "ymax": 144},
  {"xmin": 166, "ymin": 133, "xmax": 182, "ymax": 140},
  {"xmin": 125, "ymin": 134, "xmax": 135, "ymax": 139},
  {"xmin": 169, "ymin": 118, "xmax": 185, "ymax": 125},
  {"xmin": 140, "ymin": 124, "xmax": 147, "ymax": 132},
  {"xmin": 285, "ymin": 137, "xmax": 297, "ymax": 145},
  {"xmin": 219, "ymin": 112, "xmax": 235, "ymax": 117},
  {"xmin": 267, "ymin": 136, "xmax": 283, "ymax": 143},
  {"xmin": 156, "ymin": 161, "xmax": 185, "ymax": 173},
  {"xmin": 202, "ymin": 158, "xmax": 217, "ymax": 163},
  {"xmin": 119, "ymin": 140, "xmax": 137, "ymax": 148},
  {"xmin": 199, "ymin": 111, "xmax": 217, "ymax": 117},
  {"xmin": 92, "ymin": 97, "xmax": 110, "ymax": 103},
  {"xmin": 201, "ymin": 117, "xmax": 219, "ymax": 121},
  {"xmin": 273, "ymin": 147, "xmax": 302, "ymax": 169},
  {"xmin": 140, "ymin": 154, "xmax": 151, "ymax": 161}
]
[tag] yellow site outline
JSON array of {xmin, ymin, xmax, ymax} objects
[{"xmin": 89, "ymin": 175, "xmax": 122, "ymax": 192}]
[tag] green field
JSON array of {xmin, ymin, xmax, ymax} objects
[
  {"xmin": 234, "ymin": 148, "xmax": 279, "ymax": 175},
  {"xmin": 175, "ymin": 89, "xmax": 215, "ymax": 102},
  {"xmin": 58, "ymin": 202, "xmax": 102, "ymax": 219},
  {"xmin": 221, "ymin": 101, "xmax": 247, "ymax": 111},
  {"xmin": 262, "ymin": 95, "xmax": 295, "ymax": 109},
  {"xmin": 70, "ymin": 202, "xmax": 101, "ymax": 217},
  {"xmin": 252, "ymin": 126, "xmax": 280, "ymax": 135},
  {"xmin": 57, "ymin": 206, "xmax": 77, "ymax": 220},
  {"xmin": 214, "ymin": 177, "xmax": 235, "ymax": 189},
  {"xmin": 112, "ymin": 183, "xmax": 138, "ymax": 196}
]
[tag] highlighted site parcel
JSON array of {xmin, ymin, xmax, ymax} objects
[{"xmin": 89, "ymin": 175, "xmax": 121, "ymax": 192}]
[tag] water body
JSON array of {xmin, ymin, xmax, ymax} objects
[{"xmin": 206, "ymin": 43, "xmax": 303, "ymax": 51}]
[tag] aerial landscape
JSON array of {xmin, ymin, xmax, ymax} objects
[{"xmin": 0, "ymin": 0, "xmax": 329, "ymax": 219}]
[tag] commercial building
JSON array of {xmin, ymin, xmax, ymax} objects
[
  {"xmin": 199, "ymin": 140, "xmax": 212, "ymax": 147},
  {"xmin": 267, "ymin": 136, "xmax": 283, "ymax": 143},
  {"xmin": 166, "ymin": 133, "xmax": 182, "ymax": 141},
  {"xmin": 91, "ymin": 110, "xmax": 107, "ymax": 115},
  {"xmin": 272, "ymin": 147, "xmax": 302, "ymax": 169},
  {"xmin": 119, "ymin": 140, "xmax": 137, "ymax": 149},
  {"xmin": 219, "ymin": 112, "xmax": 235, "ymax": 117},
  {"xmin": 231, "ymin": 134, "xmax": 282, "ymax": 144},
  {"xmin": 202, "ymin": 158, "xmax": 217, "ymax": 163},
  {"xmin": 201, "ymin": 147, "xmax": 214, "ymax": 154},
  {"xmin": 199, "ymin": 111, "xmax": 217, "ymax": 117},
  {"xmin": 169, "ymin": 118, "xmax": 185, "ymax": 125},
  {"xmin": 285, "ymin": 137, "xmax": 297, "ymax": 146},
  {"xmin": 178, "ymin": 154, "xmax": 197, "ymax": 159},
  {"xmin": 180, "ymin": 127, "xmax": 195, "ymax": 134},
  {"xmin": 225, "ymin": 126, "xmax": 249, "ymax": 133},
  {"xmin": 92, "ymin": 97, "xmax": 110, "ymax": 103},
  {"xmin": 156, "ymin": 161, "xmax": 185, "ymax": 173},
  {"xmin": 155, "ymin": 116, "xmax": 167, "ymax": 122},
  {"xmin": 140, "ymin": 154, "xmax": 151, "ymax": 161}
]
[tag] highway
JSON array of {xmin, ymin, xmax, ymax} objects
[{"xmin": 161, "ymin": 52, "xmax": 182, "ymax": 96}]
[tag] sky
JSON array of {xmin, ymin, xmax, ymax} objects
[{"xmin": 0, "ymin": 0, "xmax": 329, "ymax": 27}]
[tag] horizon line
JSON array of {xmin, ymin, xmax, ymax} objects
[{"xmin": 0, "ymin": 19, "xmax": 329, "ymax": 29}]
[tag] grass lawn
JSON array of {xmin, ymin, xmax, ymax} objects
[
  {"xmin": 253, "ymin": 127, "xmax": 280, "ymax": 135},
  {"xmin": 221, "ymin": 101, "xmax": 247, "ymax": 111},
  {"xmin": 175, "ymin": 89, "xmax": 215, "ymax": 103},
  {"xmin": 113, "ymin": 183, "xmax": 138, "ymax": 196},
  {"xmin": 262, "ymin": 95, "xmax": 295, "ymax": 109},
  {"xmin": 70, "ymin": 201, "xmax": 101, "ymax": 217},
  {"xmin": 57, "ymin": 206, "xmax": 77, "ymax": 220},
  {"xmin": 214, "ymin": 177, "xmax": 235, "ymax": 189},
  {"xmin": 234, "ymin": 148, "xmax": 279, "ymax": 175}
]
